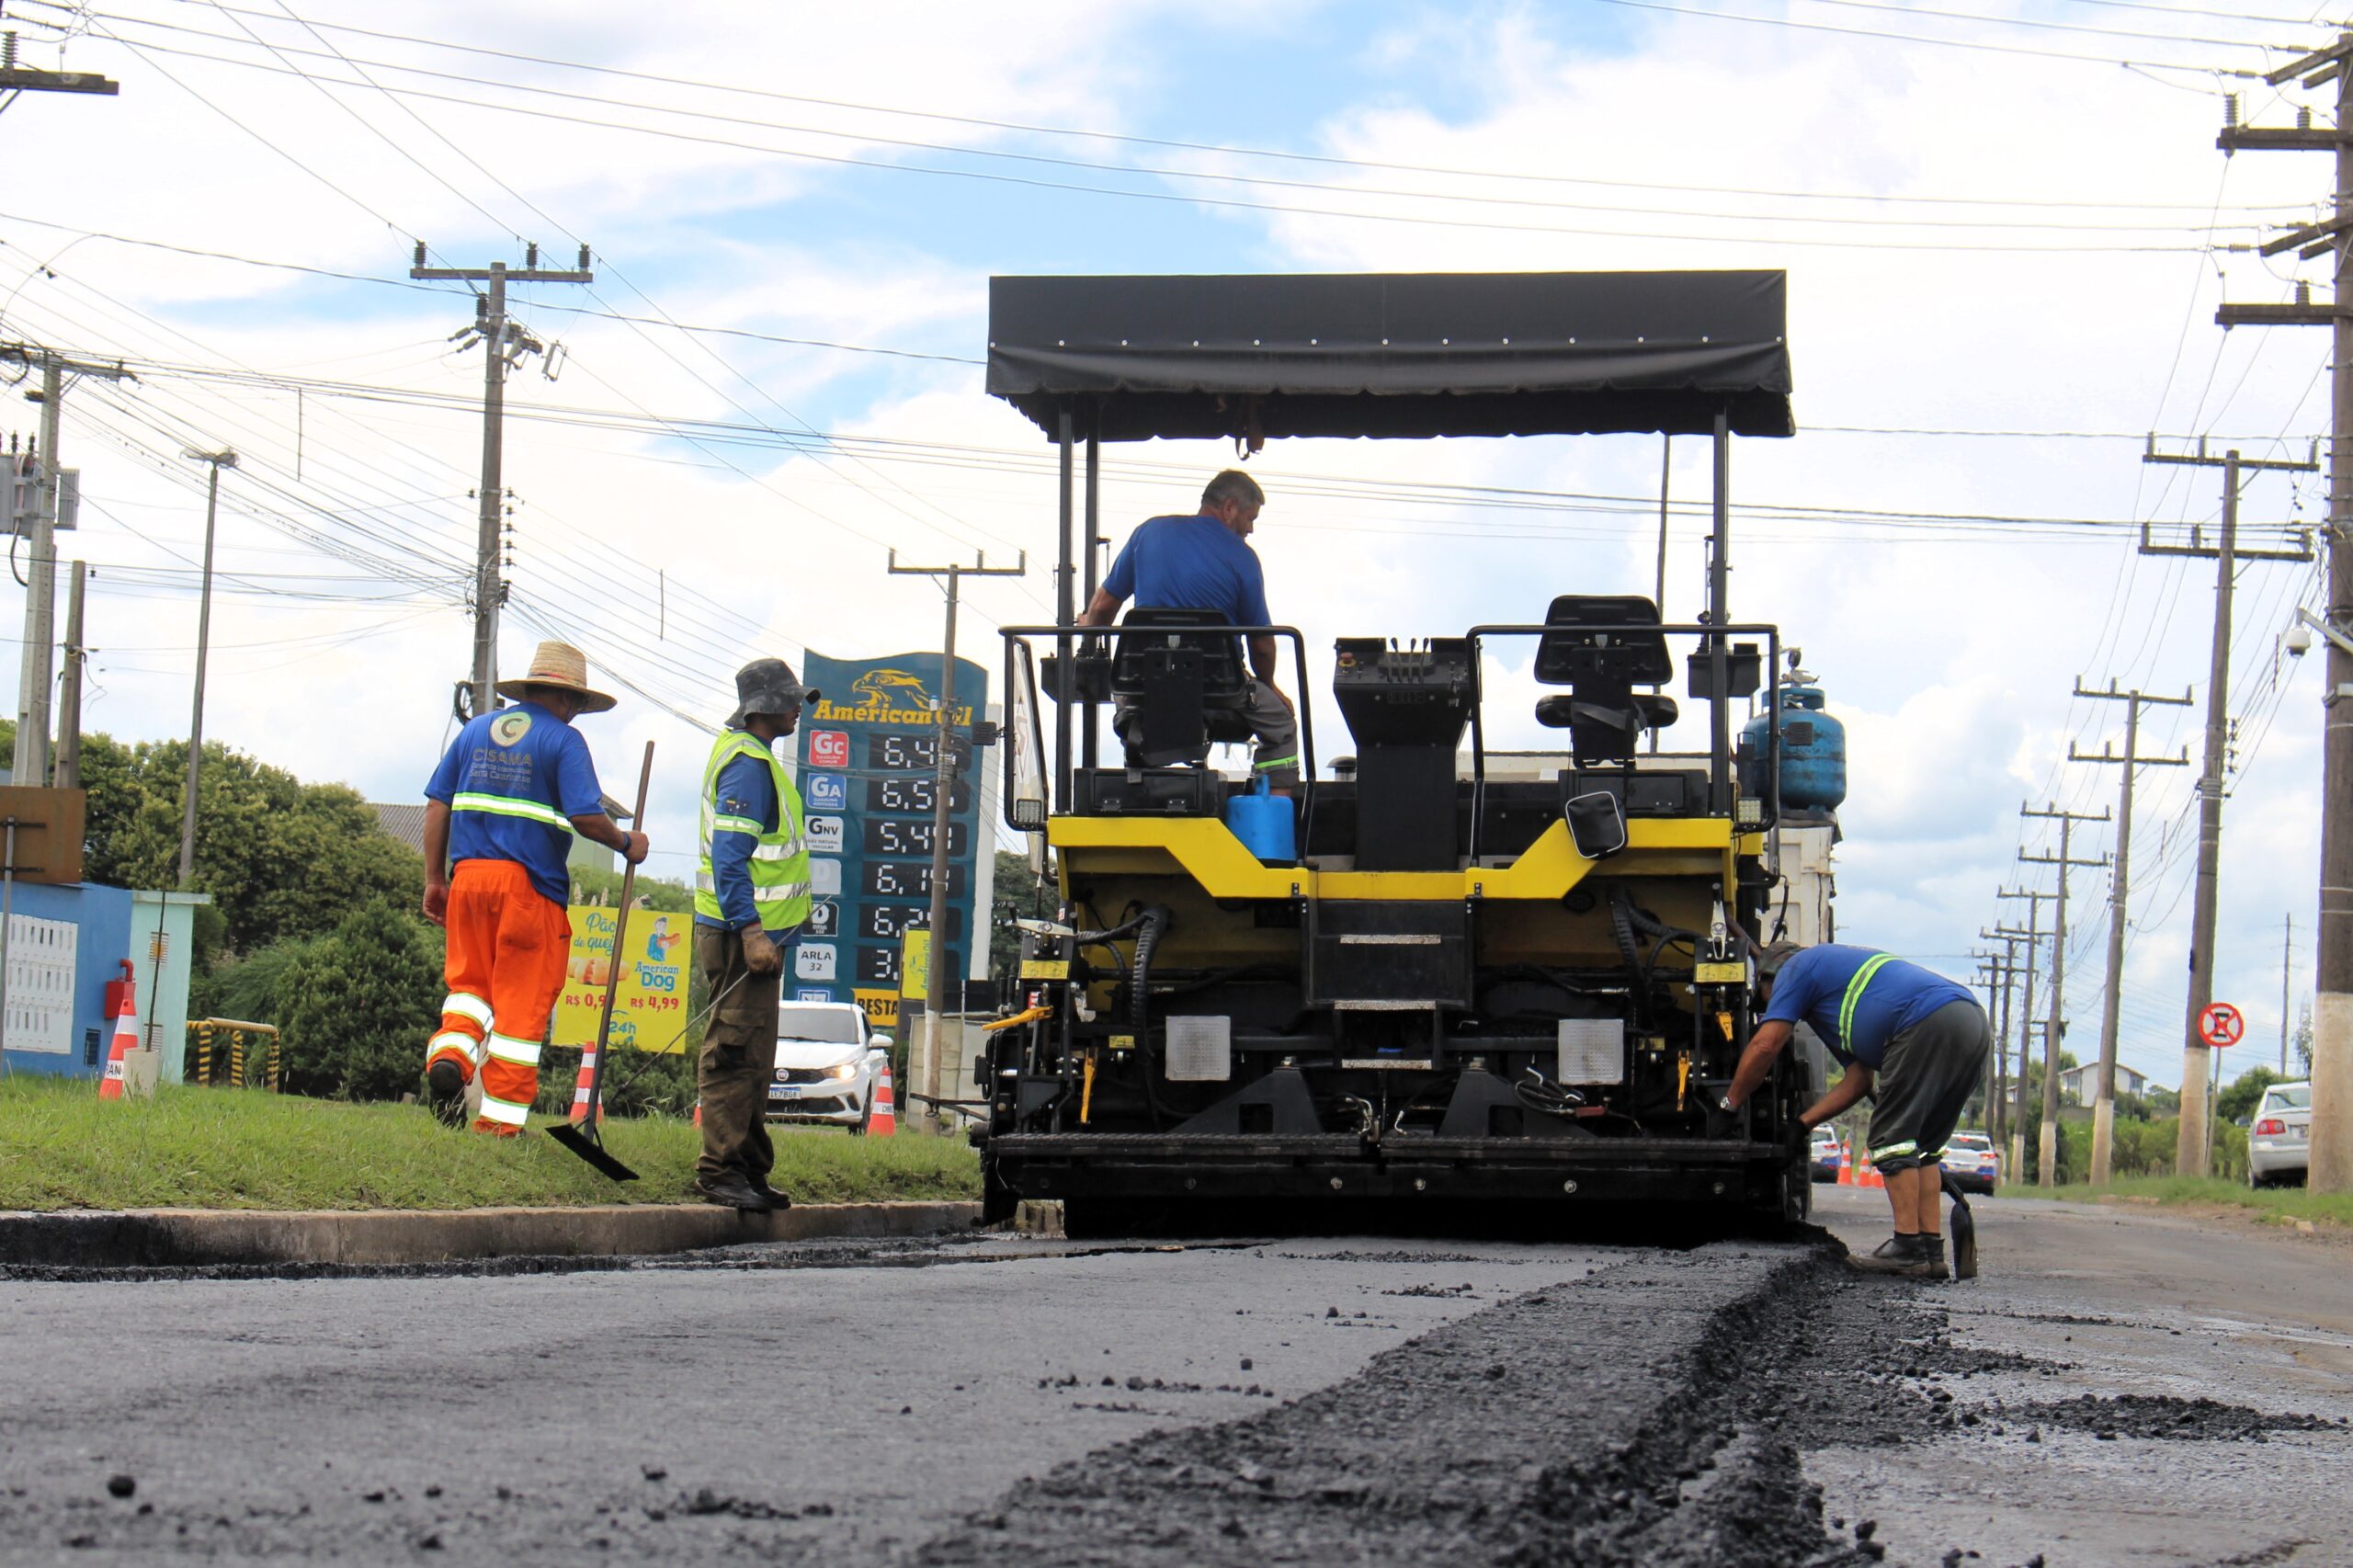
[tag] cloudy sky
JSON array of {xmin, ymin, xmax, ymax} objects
[{"xmin": 1, "ymin": 0, "xmax": 2338, "ymax": 1092}]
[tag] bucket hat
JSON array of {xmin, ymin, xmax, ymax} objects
[
  {"xmin": 729, "ymin": 656, "xmax": 821, "ymax": 728},
  {"xmin": 494, "ymin": 641, "xmax": 618, "ymax": 714}
]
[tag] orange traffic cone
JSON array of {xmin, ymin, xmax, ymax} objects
[
  {"xmin": 868, "ymin": 1060, "xmax": 898, "ymax": 1137},
  {"xmin": 1858, "ymin": 1157, "xmax": 1885, "ymax": 1189},
  {"xmin": 569, "ymin": 1049, "xmax": 600, "ymax": 1126},
  {"xmin": 1836, "ymin": 1139, "xmax": 1857, "ymax": 1187},
  {"xmin": 96, "ymin": 978, "xmax": 140, "ymax": 1101}
]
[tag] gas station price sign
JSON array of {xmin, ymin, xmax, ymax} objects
[{"xmin": 793, "ymin": 650, "xmax": 987, "ymax": 1029}]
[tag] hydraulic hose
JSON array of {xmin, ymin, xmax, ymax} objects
[{"xmin": 1130, "ymin": 903, "xmax": 1175, "ymax": 1027}]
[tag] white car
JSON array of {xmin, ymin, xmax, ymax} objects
[
  {"xmin": 1943, "ymin": 1131, "xmax": 1999, "ymax": 1195},
  {"xmin": 767, "ymin": 1002, "xmax": 891, "ymax": 1133},
  {"xmin": 2248, "ymin": 1081, "xmax": 2311, "ymax": 1187}
]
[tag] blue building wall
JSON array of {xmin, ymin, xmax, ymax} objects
[{"xmin": 0, "ymin": 881, "xmax": 134, "ymax": 1080}]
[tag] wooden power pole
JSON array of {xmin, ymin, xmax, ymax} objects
[
  {"xmin": 2021, "ymin": 805, "xmax": 2110, "ymax": 1187},
  {"xmin": 2069, "ymin": 680, "xmax": 2191, "ymax": 1185},
  {"xmin": 409, "ymin": 244, "xmax": 592, "ymax": 718}
]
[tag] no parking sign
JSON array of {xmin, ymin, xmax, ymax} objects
[{"xmin": 2197, "ymin": 1002, "xmax": 2245, "ymax": 1050}]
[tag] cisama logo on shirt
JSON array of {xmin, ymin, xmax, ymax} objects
[{"xmin": 490, "ymin": 711, "xmax": 534, "ymax": 748}]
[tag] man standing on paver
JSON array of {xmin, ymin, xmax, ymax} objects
[
  {"xmin": 690, "ymin": 657, "xmax": 820, "ymax": 1212},
  {"xmin": 421, "ymin": 642, "xmax": 647, "ymax": 1135},
  {"xmin": 1077, "ymin": 469, "xmax": 1299, "ymax": 788},
  {"xmin": 1722, "ymin": 942, "xmax": 1991, "ymax": 1278}
]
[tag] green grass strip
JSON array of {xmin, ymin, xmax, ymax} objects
[
  {"xmin": 2008, "ymin": 1173, "xmax": 2353, "ymax": 1229},
  {"xmin": 0, "ymin": 1077, "xmax": 979, "ymax": 1211}
]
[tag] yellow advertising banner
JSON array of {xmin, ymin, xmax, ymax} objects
[
  {"xmin": 854, "ymin": 987, "xmax": 899, "ymax": 1032},
  {"xmin": 551, "ymin": 905, "xmax": 693, "ymax": 1054},
  {"xmin": 899, "ymin": 926, "xmax": 931, "ymax": 1000}
]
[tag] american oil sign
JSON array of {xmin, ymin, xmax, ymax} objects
[{"xmin": 794, "ymin": 650, "xmax": 986, "ymax": 1031}]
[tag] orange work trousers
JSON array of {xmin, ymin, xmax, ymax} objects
[{"xmin": 426, "ymin": 858, "xmax": 572, "ymax": 1135}]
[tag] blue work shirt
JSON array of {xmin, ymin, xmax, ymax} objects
[
  {"xmin": 1762, "ymin": 945, "xmax": 1976, "ymax": 1070},
  {"xmin": 424, "ymin": 700, "xmax": 606, "ymax": 906},
  {"xmin": 695, "ymin": 743, "xmax": 777, "ymax": 932},
  {"xmin": 1101, "ymin": 514, "xmax": 1272, "ymax": 629}
]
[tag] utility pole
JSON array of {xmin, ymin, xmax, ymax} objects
[
  {"xmin": 2142, "ymin": 439, "xmax": 2315, "ymax": 1174},
  {"xmin": 1971, "ymin": 948, "xmax": 2014, "ymax": 1136},
  {"xmin": 178, "ymin": 448, "xmax": 236, "ymax": 887},
  {"xmin": 1, "ymin": 345, "xmax": 128, "ymax": 788},
  {"xmin": 2214, "ymin": 42, "xmax": 2353, "ymax": 1189},
  {"xmin": 886, "ymin": 549, "xmax": 1026, "ymax": 1131},
  {"xmin": 2021, "ymin": 805, "xmax": 2111, "ymax": 1187},
  {"xmin": 2069, "ymin": 680, "xmax": 2193, "ymax": 1185},
  {"xmin": 0, "ymin": 28, "xmax": 119, "ymax": 100},
  {"xmin": 1995, "ymin": 886, "xmax": 2053, "ymax": 1178},
  {"xmin": 2284, "ymin": 912, "xmax": 2296, "ymax": 1075},
  {"xmin": 1979, "ymin": 926, "xmax": 2034, "ymax": 1148},
  {"xmin": 54, "ymin": 558, "xmax": 84, "ymax": 790},
  {"xmin": 409, "ymin": 244, "xmax": 591, "ymax": 718}
]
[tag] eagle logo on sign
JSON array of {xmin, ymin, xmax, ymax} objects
[{"xmin": 853, "ymin": 669, "xmax": 930, "ymax": 708}]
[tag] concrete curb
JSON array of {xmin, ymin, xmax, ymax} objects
[{"xmin": 0, "ymin": 1199, "xmax": 983, "ymax": 1269}]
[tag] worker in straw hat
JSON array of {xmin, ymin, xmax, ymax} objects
[
  {"xmin": 419, "ymin": 641, "xmax": 647, "ymax": 1135},
  {"xmin": 690, "ymin": 657, "xmax": 821, "ymax": 1211}
]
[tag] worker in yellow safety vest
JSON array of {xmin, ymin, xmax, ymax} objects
[{"xmin": 690, "ymin": 657, "xmax": 820, "ymax": 1210}]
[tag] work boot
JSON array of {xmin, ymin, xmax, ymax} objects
[
  {"xmin": 426, "ymin": 1061, "xmax": 467, "ymax": 1130},
  {"xmin": 696, "ymin": 1173, "xmax": 773, "ymax": 1213},
  {"xmin": 746, "ymin": 1176, "xmax": 793, "ymax": 1212},
  {"xmin": 1847, "ymin": 1233, "xmax": 1948, "ymax": 1279}
]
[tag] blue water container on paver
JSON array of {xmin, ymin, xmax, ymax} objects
[{"xmin": 1225, "ymin": 774, "xmax": 1297, "ymax": 863}]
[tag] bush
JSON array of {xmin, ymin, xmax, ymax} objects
[{"xmin": 274, "ymin": 899, "xmax": 445, "ymax": 1102}]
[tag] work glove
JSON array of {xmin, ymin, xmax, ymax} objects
[
  {"xmin": 1704, "ymin": 1095, "xmax": 1745, "ymax": 1142},
  {"xmin": 741, "ymin": 926, "xmax": 783, "ymax": 975}
]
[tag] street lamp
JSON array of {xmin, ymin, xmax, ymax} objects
[{"xmin": 178, "ymin": 447, "xmax": 237, "ymax": 888}]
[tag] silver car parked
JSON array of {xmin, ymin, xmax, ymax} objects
[{"xmin": 2248, "ymin": 1081, "xmax": 2311, "ymax": 1188}]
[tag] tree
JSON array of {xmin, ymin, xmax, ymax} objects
[
  {"xmin": 274, "ymin": 899, "xmax": 445, "ymax": 1101},
  {"xmin": 2218, "ymin": 1065, "xmax": 2286, "ymax": 1126},
  {"xmin": 990, "ymin": 847, "xmax": 1049, "ymax": 984},
  {"xmin": 2293, "ymin": 1003, "xmax": 2313, "ymax": 1076},
  {"xmin": 1, "ymin": 719, "xmax": 424, "ymax": 954}
]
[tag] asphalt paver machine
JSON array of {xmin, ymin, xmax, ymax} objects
[{"xmin": 976, "ymin": 270, "xmax": 1817, "ymax": 1230}]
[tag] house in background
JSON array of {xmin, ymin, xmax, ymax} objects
[{"xmin": 2057, "ymin": 1062, "xmax": 2151, "ymax": 1104}]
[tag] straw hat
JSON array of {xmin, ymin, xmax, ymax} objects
[{"xmin": 495, "ymin": 641, "xmax": 618, "ymax": 714}]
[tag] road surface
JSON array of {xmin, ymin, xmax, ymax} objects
[{"xmin": 1, "ymin": 1187, "xmax": 2346, "ymax": 1565}]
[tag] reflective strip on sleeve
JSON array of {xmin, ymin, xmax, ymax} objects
[
  {"xmin": 450, "ymin": 791, "xmax": 571, "ymax": 831},
  {"xmin": 1253, "ymin": 755, "xmax": 1301, "ymax": 771},
  {"xmin": 712, "ymin": 814, "xmax": 767, "ymax": 836},
  {"xmin": 441, "ymin": 992, "xmax": 494, "ymax": 1028},
  {"xmin": 484, "ymin": 1032, "xmax": 544, "ymax": 1068},
  {"xmin": 1837, "ymin": 952, "xmax": 1897, "ymax": 1055}
]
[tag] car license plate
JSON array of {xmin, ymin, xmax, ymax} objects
[{"xmin": 768, "ymin": 1085, "xmax": 801, "ymax": 1099}]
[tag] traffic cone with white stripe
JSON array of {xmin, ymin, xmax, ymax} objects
[
  {"xmin": 96, "ymin": 977, "xmax": 140, "ymax": 1102},
  {"xmin": 1837, "ymin": 1138, "xmax": 1857, "ymax": 1187},
  {"xmin": 868, "ymin": 1060, "xmax": 898, "ymax": 1137},
  {"xmin": 569, "ymin": 1048, "xmax": 601, "ymax": 1127}
]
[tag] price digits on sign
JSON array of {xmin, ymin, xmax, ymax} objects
[
  {"xmin": 865, "ymin": 775, "xmax": 972, "ymax": 815},
  {"xmin": 860, "ymin": 903, "xmax": 965, "ymax": 942},
  {"xmin": 870, "ymin": 733, "xmax": 938, "ymax": 770},
  {"xmin": 864, "ymin": 860, "xmax": 966, "ymax": 899},
  {"xmin": 863, "ymin": 817, "xmax": 969, "ymax": 857}
]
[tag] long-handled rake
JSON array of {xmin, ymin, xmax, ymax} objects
[{"xmin": 547, "ymin": 741, "xmax": 654, "ymax": 1183}]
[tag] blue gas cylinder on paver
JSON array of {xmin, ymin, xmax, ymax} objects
[
  {"xmin": 1224, "ymin": 773, "xmax": 1297, "ymax": 863},
  {"xmin": 1740, "ymin": 678, "xmax": 1847, "ymax": 811}
]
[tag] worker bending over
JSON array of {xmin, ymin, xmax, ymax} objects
[
  {"xmin": 420, "ymin": 642, "xmax": 646, "ymax": 1134},
  {"xmin": 690, "ymin": 657, "xmax": 820, "ymax": 1212},
  {"xmin": 1079, "ymin": 469, "xmax": 1299, "ymax": 788},
  {"xmin": 1722, "ymin": 941, "xmax": 1991, "ymax": 1278}
]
